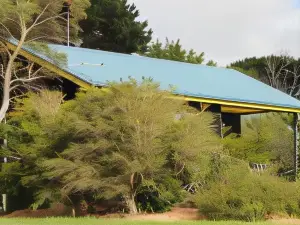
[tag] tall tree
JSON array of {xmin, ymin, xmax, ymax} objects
[
  {"xmin": 265, "ymin": 55, "xmax": 300, "ymax": 97},
  {"xmin": 80, "ymin": 0, "xmax": 152, "ymax": 54},
  {"xmin": 0, "ymin": 0, "xmax": 90, "ymax": 122},
  {"xmin": 145, "ymin": 39, "xmax": 217, "ymax": 66},
  {"xmin": 1, "ymin": 81, "xmax": 220, "ymax": 214},
  {"xmin": 40, "ymin": 82, "xmax": 219, "ymax": 214}
]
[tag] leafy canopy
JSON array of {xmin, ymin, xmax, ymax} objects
[
  {"xmin": 194, "ymin": 155, "xmax": 300, "ymax": 221},
  {"xmin": 223, "ymin": 113, "xmax": 293, "ymax": 171},
  {"xmin": 41, "ymin": 81, "xmax": 220, "ymax": 212},
  {"xmin": 145, "ymin": 38, "xmax": 217, "ymax": 66},
  {"xmin": 0, "ymin": 0, "xmax": 90, "ymax": 44},
  {"xmin": 0, "ymin": 0, "xmax": 90, "ymax": 123},
  {"xmin": 80, "ymin": 0, "xmax": 152, "ymax": 53},
  {"xmin": 1, "ymin": 80, "xmax": 221, "ymax": 213}
]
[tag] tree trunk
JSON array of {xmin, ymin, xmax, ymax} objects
[
  {"xmin": 125, "ymin": 194, "xmax": 138, "ymax": 214},
  {"xmin": 0, "ymin": 99, "xmax": 9, "ymax": 123},
  {"xmin": 0, "ymin": 57, "xmax": 14, "ymax": 123},
  {"xmin": 0, "ymin": 35, "xmax": 26, "ymax": 123},
  {"xmin": 71, "ymin": 208, "xmax": 76, "ymax": 217}
]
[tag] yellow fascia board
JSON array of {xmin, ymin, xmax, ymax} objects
[
  {"xmin": 221, "ymin": 106, "xmax": 266, "ymax": 114},
  {"xmin": 5, "ymin": 41, "xmax": 92, "ymax": 89},
  {"xmin": 6, "ymin": 41, "xmax": 300, "ymax": 114},
  {"xmin": 174, "ymin": 95, "xmax": 300, "ymax": 113}
]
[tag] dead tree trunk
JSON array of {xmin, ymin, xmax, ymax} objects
[{"xmin": 125, "ymin": 194, "xmax": 138, "ymax": 214}]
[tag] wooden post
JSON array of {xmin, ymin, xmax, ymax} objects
[
  {"xmin": 293, "ymin": 113, "xmax": 299, "ymax": 181},
  {"xmin": 210, "ymin": 104, "xmax": 223, "ymax": 138}
]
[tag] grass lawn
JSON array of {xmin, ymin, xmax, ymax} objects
[{"xmin": 0, "ymin": 218, "xmax": 274, "ymax": 225}]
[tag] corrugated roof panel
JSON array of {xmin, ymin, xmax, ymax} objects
[
  {"xmin": 12, "ymin": 40, "xmax": 300, "ymax": 111},
  {"xmin": 44, "ymin": 45, "xmax": 300, "ymax": 110}
]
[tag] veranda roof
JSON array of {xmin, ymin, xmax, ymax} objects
[{"xmin": 6, "ymin": 41, "xmax": 300, "ymax": 114}]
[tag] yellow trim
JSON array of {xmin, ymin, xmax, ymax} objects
[
  {"xmin": 221, "ymin": 106, "xmax": 266, "ymax": 114},
  {"xmin": 174, "ymin": 95, "xmax": 300, "ymax": 113},
  {"xmin": 5, "ymin": 42, "xmax": 92, "ymax": 89},
  {"xmin": 6, "ymin": 41, "xmax": 300, "ymax": 114},
  {"xmin": 201, "ymin": 103, "xmax": 265, "ymax": 114}
]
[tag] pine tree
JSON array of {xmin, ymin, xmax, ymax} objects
[{"xmin": 80, "ymin": 0, "xmax": 152, "ymax": 53}]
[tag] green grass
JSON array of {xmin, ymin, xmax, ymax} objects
[{"xmin": 0, "ymin": 218, "xmax": 274, "ymax": 225}]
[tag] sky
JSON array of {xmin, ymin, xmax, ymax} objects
[{"xmin": 128, "ymin": 0, "xmax": 300, "ymax": 66}]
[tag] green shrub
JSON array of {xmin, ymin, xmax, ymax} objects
[
  {"xmin": 194, "ymin": 155, "xmax": 300, "ymax": 221},
  {"xmin": 136, "ymin": 176, "xmax": 186, "ymax": 213}
]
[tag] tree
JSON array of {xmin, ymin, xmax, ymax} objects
[
  {"xmin": 206, "ymin": 60, "xmax": 217, "ymax": 67},
  {"xmin": 0, "ymin": 90, "xmax": 71, "ymax": 211},
  {"xmin": 194, "ymin": 154, "xmax": 300, "ymax": 221},
  {"xmin": 80, "ymin": 0, "xmax": 152, "ymax": 54},
  {"xmin": 145, "ymin": 38, "xmax": 217, "ymax": 66},
  {"xmin": 1, "ymin": 81, "xmax": 220, "ymax": 214},
  {"xmin": 229, "ymin": 55, "xmax": 300, "ymax": 98},
  {"xmin": 23, "ymin": 81, "xmax": 218, "ymax": 214},
  {"xmin": 229, "ymin": 66, "xmax": 259, "ymax": 80},
  {"xmin": 0, "ymin": 0, "xmax": 90, "ymax": 122},
  {"xmin": 265, "ymin": 55, "xmax": 300, "ymax": 97},
  {"xmin": 223, "ymin": 113, "xmax": 294, "ymax": 173}
]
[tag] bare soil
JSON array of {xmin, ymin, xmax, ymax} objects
[
  {"xmin": 3, "ymin": 206, "xmax": 300, "ymax": 224},
  {"xmin": 100, "ymin": 207, "xmax": 205, "ymax": 221},
  {"xmin": 129, "ymin": 207, "xmax": 206, "ymax": 221},
  {"xmin": 2, "ymin": 203, "xmax": 73, "ymax": 218},
  {"xmin": 271, "ymin": 219, "xmax": 300, "ymax": 225}
]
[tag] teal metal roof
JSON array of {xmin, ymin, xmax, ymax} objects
[{"xmin": 22, "ymin": 44, "xmax": 300, "ymax": 110}]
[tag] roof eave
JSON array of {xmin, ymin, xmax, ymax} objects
[{"xmin": 6, "ymin": 40, "xmax": 300, "ymax": 114}]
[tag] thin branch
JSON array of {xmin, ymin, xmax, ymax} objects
[
  {"xmin": 24, "ymin": 83, "xmax": 45, "ymax": 92},
  {"xmin": 175, "ymin": 163, "xmax": 185, "ymax": 176},
  {"xmin": 28, "ymin": 3, "xmax": 52, "ymax": 31},
  {"xmin": 6, "ymin": 17, "xmax": 21, "ymax": 27},
  {"xmin": 14, "ymin": 64, "xmax": 30, "ymax": 74},
  {"xmin": 15, "ymin": 56, "xmax": 29, "ymax": 63},
  {"xmin": 29, "ymin": 14, "xmax": 67, "ymax": 30},
  {"xmin": 0, "ymin": 41, "xmax": 11, "ymax": 57},
  {"xmin": 10, "ymin": 84, "xmax": 23, "ymax": 92},
  {"xmin": 9, "ymin": 93, "xmax": 27, "ymax": 102},
  {"xmin": 24, "ymin": 35, "xmax": 48, "ymax": 44},
  {"xmin": 30, "ymin": 66, "xmax": 44, "ymax": 78},
  {"xmin": 0, "ymin": 22, "xmax": 16, "ymax": 40},
  {"xmin": 10, "ymin": 75, "xmax": 47, "ymax": 86},
  {"xmin": 28, "ymin": 62, "xmax": 35, "ymax": 78},
  {"xmin": 0, "ymin": 64, "xmax": 4, "ymax": 79}
]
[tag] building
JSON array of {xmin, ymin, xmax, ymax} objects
[{"xmin": 5, "ymin": 41, "xmax": 300, "ymax": 178}]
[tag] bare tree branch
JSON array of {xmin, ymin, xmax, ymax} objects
[
  {"xmin": 29, "ymin": 14, "xmax": 67, "ymax": 31},
  {"xmin": 10, "ymin": 75, "xmax": 46, "ymax": 86},
  {"xmin": 28, "ymin": 3, "xmax": 52, "ymax": 31},
  {"xmin": 0, "ymin": 42, "xmax": 11, "ymax": 57},
  {"xmin": 265, "ymin": 55, "xmax": 300, "ymax": 98},
  {"xmin": 24, "ymin": 36, "xmax": 49, "ymax": 44},
  {"xmin": 0, "ymin": 0, "xmax": 90, "ymax": 122},
  {"xmin": 0, "ymin": 22, "xmax": 16, "ymax": 40}
]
